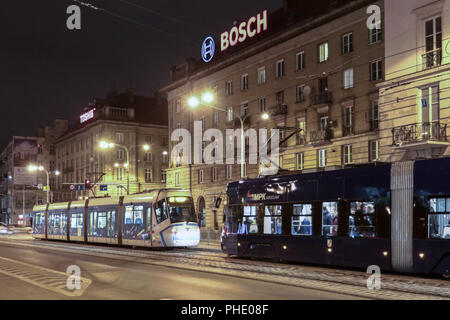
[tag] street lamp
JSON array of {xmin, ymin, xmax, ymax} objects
[
  {"xmin": 188, "ymin": 91, "xmax": 248, "ymax": 179},
  {"xmin": 28, "ymin": 165, "xmax": 59, "ymax": 204}
]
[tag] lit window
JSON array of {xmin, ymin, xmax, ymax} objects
[
  {"xmin": 369, "ymin": 140, "xmax": 380, "ymax": 162},
  {"xmin": 292, "ymin": 204, "xmax": 312, "ymax": 235},
  {"xmin": 342, "ymin": 145, "xmax": 353, "ymax": 165},
  {"xmin": 318, "ymin": 149, "xmax": 327, "ymax": 168},
  {"xmin": 239, "ymin": 206, "xmax": 258, "ymax": 234},
  {"xmin": 322, "ymin": 202, "xmax": 338, "ymax": 236},
  {"xmin": 264, "ymin": 205, "xmax": 283, "ymax": 235},
  {"xmin": 145, "ymin": 168, "xmax": 152, "ymax": 183},
  {"xmin": 226, "ymin": 164, "xmax": 233, "ymax": 180},
  {"xmin": 349, "ymin": 201, "xmax": 376, "ymax": 238},
  {"xmin": 428, "ymin": 198, "xmax": 450, "ymax": 239},
  {"xmin": 343, "ymin": 68, "xmax": 354, "ymax": 89},
  {"xmin": 318, "ymin": 42, "xmax": 329, "ymax": 62},
  {"xmin": 227, "ymin": 107, "xmax": 234, "ymax": 122}
]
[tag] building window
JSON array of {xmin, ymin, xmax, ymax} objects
[
  {"xmin": 421, "ymin": 84, "xmax": 440, "ymax": 123},
  {"xmin": 318, "ymin": 42, "xmax": 329, "ymax": 62},
  {"xmin": 349, "ymin": 201, "xmax": 376, "ymax": 238},
  {"xmin": 116, "ymin": 132, "xmax": 124, "ymax": 144},
  {"xmin": 142, "ymin": 151, "xmax": 152, "ymax": 162},
  {"xmin": 342, "ymin": 33, "xmax": 353, "ymax": 54},
  {"xmin": 213, "ymin": 111, "xmax": 219, "ymax": 126},
  {"xmin": 198, "ymin": 169, "xmax": 204, "ymax": 184},
  {"xmin": 292, "ymin": 204, "xmax": 312, "ymax": 236},
  {"xmin": 342, "ymin": 145, "xmax": 353, "ymax": 165},
  {"xmin": 370, "ymin": 59, "xmax": 383, "ymax": 81},
  {"xmin": 50, "ymin": 144, "xmax": 56, "ymax": 155},
  {"xmin": 276, "ymin": 91, "xmax": 284, "ymax": 105},
  {"xmin": 318, "ymin": 149, "xmax": 327, "ymax": 168},
  {"xmin": 116, "ymin": 149, "xmax": 124, "ymax": 160},
  {"xmin": 276, "ymin": 59, "xmax": 285, "ymax": 78},
  {"xmin": 145, "ymin": 168, "xmax": 152, "ymax": 183},
  {"xmin": 428, "ymin": 198, "xmax": 450, "ymax": 239},
  {"xmin": 343, "ymin": 68, "xmax": 354, "ymax": 89},
  {"xmin": 241, "ymin": 74, "xmax": 249, "ymax": 91},
  {"xmin": 257, "ymin": 67, "xmax": 266, "ymax": 84},
  {"xmin": 226, "ymin": 164, "xmax": 233, "ymax": 180},
  {"xmin": 162, "ymin": 152, "xmax": 168, "ymax": 163},
  {"xmin": 264, "ymin": 205, "xmax": 283, "ymax": 235},
  {"xmin": 226, "ymin": 107, "xmax": 234, "ymax": 122},
  {"xmin": 226, "ymin": 81, "xmax": 233, "ymax": 96},
  {"xmin": 258, "ymin": 97, "xmax": 266, "ymax": 113},
  {"xmin": 297, "ymin": 117, "xmax": 306, "ymax": 144},
  {"xmin": 343, "ymin": 106, "xmax": 354, "ymax": 136},
  {"xmin": 322, "ymin": 202, "xmax": 338, "ymax": 236},
  {"xmin": 296, "ymin": 85, "xmax": 305, "ymax": 103},
  {"xmin": 161, "ymin": 170, "xmax": 166, "ymax": 183},
  {"xmin": 241, "ymin": 103, "xmax": 248, "ymax": 117},
  {"xmin": 296, "ymin": 51, "xmax": 305, "ymax": 70},
  {"xmin": 424, "ymin": 17, "xmax": 442, "ymax": 68},
  {"xmin": 369, "ymin": 140, "xmax": 380, "ymax": 162},
  {"xmin": 211, "ymin": 167, "xmax": 218, "ymax": 182},
  {"xmin": 370, "ymin": 100, "xmax": 379, "ymax": 131},
  {"xmin": 320, "ymin": 116, "xmax": 328, "ymax": 131},
  {"xmin": 295, "ymin": 152, "xmax": 304, "ymax": 170},
  {"xmin": 369, "ymin": 25, "xmax": 382, "ymax": 44}
]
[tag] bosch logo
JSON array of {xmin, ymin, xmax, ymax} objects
[{"xmin": 201, "ymin": 36, "xmax": 215, "ymax": 63}]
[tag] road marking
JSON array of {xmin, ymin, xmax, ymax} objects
[{"xmin": 0, "ymin": 256, "xmax": 91, "ymax": 297}]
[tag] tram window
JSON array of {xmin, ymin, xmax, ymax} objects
[
  {"xmin": 155, "ymin": 200, "xmax": 168, "ymax": 224},
  {"xmin": 292, "ymin": 204, "xmax": 313, "ymax": 236},
  {"xmin": 322, "ymin": 202, "xmax": 338, "ymax": 236},
  {"xmin": 429, "ymin": 198, "xmax": 450, "ymax": 239},
  {"xmin": 125, "ymin": 206, "xmax": 133, "ymax": 225},
  {"xmin": 349, "ymin": 201, "xmax": 376, "ymax": 238},
  {"xmin": 146, "ymin": 208, "xmax": 151, "ymax": 231},
  {"xmin": 239, "ymin": 206, "xmax": 258, "ymax": 234},
  {"xmin": 89, "ymin": 212, "xmax": 98, "ymax": 236},
  {"xmin": 264, "ymin": 205, "xmax": 282, "ymax": 235},
  {"xmin": 54, "ymin": 214, "xmax": 61, "ymax": 229},
  {"xmin": 133, "ymin": 206, "xmax": 144, "ymax": 225},
  {"xmin": 98, "ymin": 212, "xmax": 107, "ymax": 229}
]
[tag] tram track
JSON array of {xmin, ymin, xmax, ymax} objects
[{"xmin": 1, "ymin": 239, "xmax": 449, "ymax": 300}]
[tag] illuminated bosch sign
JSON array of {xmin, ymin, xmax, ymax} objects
[
  {"xmin": 221, "ymin": 10, "xmax": 268, "ymax": 52},
  {"xmin": 201, "ymin": 10, "xmax": 268, "ymax": 63},
  {"xmin": 80, "ymin": 108, "xmax": 96, "ymax": 124}
]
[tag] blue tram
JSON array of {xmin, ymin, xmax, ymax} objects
[
  {"xmin": 221, "ymin": 158, "xmax": 450, "ymax": 276},
  {"xmin": 32, "ymin": 189, "xmax": 200, "ymax": 248}
]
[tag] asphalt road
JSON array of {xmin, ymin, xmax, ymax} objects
[{"xmin": 0, "ymin": 243, "xmax": 363, "ymax": 300}]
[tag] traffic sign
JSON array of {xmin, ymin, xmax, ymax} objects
[
  {"xmin": 100, "ymin": 185, "xmax": 108, "ymax": 191},
  {"xmin": 75, "ymin": 185, "xmax": 84, "ymax": 191},
  {"xmin": 70, "ymin": 185, "xmax": 75, "ymax": 191}
]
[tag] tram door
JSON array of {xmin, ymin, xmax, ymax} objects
[{"xmin": 146, "ymin": 205, "xmax": 153, "ymax": 247}]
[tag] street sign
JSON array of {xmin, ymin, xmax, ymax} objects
[
  {"xmin": 38, "ymin": 184, "xmax": 43, "ymax": 190},
  {"xmin": 75, "ymin": 185, "xmax": 84, "ymax": 191},
  {"xmin": 70, "ymin": 185, "xmax": 75, "ymax": 191},
  {"xmin": 100, "ymin": 185, "xmax": 108, "ymax": 191}
]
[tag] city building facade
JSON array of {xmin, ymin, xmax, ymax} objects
[
  {"xmin": 161, "ymin": 0, "xmax": 385, "ymax": 238},
  {"xmin": 0, "ymin": 118, "xmax": 68, "ymax": 225},
  {"xmin": 54, "ymin": 90, "xmax": 169, "ymax": 201},
  {"xmin": 378, "ymin": 0, "xmax": 449, "ymax": 162}
]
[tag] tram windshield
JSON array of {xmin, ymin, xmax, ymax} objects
[{"xmin": 167, "ymin": 197, "xmax": 197, "ymax": 223}]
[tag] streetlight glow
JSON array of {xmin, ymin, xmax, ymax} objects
[
  {"xmin": 187, "ymin": 96, "xmax": 200, "ymax": 108},
  {"xmin": 201, "ymin": 92, "xmax": 215, "ymax": 104},
  {"xmin": 143, "ymin": 144, "xmax": 150, "ymax": 151},
  {"xmin": 262, "ymin": 113, "xmax": 270, "ymax": 120}
]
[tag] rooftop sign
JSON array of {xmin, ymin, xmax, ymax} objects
[{"xmin": 80, "ymin": 108, "xmax": 96, "ymax": 124}]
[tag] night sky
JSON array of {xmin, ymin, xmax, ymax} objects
[{"xmin": 0, "ymin": 0, "xmax": 281, "ymax": 147}]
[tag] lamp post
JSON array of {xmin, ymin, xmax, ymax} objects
[
  {"xmin": 99, "ymin": 141, "xmax": 150, "ymax": 195},
  {"xmin": 28, "ymin": 165, "xmax": 60, "ymax": 204},
  {"xmin": 188, "ymin": 92, "xmax": 248, "ymax": 179}
]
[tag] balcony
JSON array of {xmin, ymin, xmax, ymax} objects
[
  {"xmin": 311, "ymin": 92, "xmax": 332, "ymax": 114},
  {"xmin": 422, "ymin": 49, "xmax": 442, "ymax": 70},
  {"xmin": 296, "ymin": 134, "xmax": 307, "ymax": 145},
  {"xmin": 392, "ymin": 122, "xmax": 448, "ymax": 150},
  {"xmin": 310, "ymin": 129, "xmax": 333, "ymax": 146},
  {"xmin": 269, "ymin": 104, "xmax": 288, "ymax": 117}
]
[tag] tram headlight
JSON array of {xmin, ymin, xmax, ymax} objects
[
  {"xmin": 327, "ymin": 248, "xmax": 333, "ymax": 253},
  {"xmin": 283, "ymin": 245, "xmax": 287, "ymax": 250},
  {"xmin": 419, "ymin": 253, "xmax": 425, "ymax": 259},
  {"xmin": 383, "ymin": 251, "xmax": 389, "ymax": 257}
]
